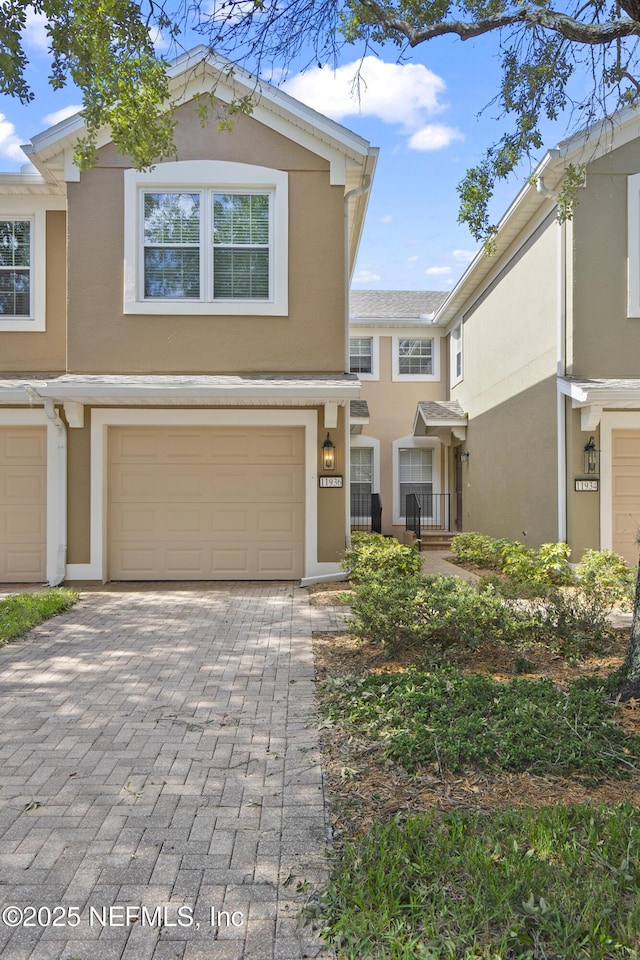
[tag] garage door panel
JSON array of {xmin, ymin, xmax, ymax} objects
[
  {"xmin": 1, "ymin": 505, "xmax": 46, "ymax": 540},
  {"xmin": 0, "ymin": 427, "xmax": 46, "ymax": 583},
  {"xmin": 108, "ymin": 426, "xmax": 305, "ymax": 580},
  {"xmin": 612, "ymin": 429, "xmax": 640, "ymax": 565},
  {"xmin": 0, "ymin": 432, "xmax": 47, "ymax": 463},
  {"xmin": 2, "ymin": 467, "xmax": 47, "ymax": 501}
]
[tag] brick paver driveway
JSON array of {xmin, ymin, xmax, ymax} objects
[{"xmin": 0, "ymin": 583, "xmax": 332, "ymax": 960}]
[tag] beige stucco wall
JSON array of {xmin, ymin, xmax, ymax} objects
[
  {"xmin": 317, "ymin": 405, "xmax": 348, "ymax": 562},
  {"xmin": 66, "ymin": 103, "xmax": 347, "ymax": 374},
  {"xmin": 571, "ymin": 137, "xmax": 640, "ymax": 375},
  {"xmin": 565, "ymin": 403, "xmax": 600, "ymax": 560},
  {"xmin": 0, "ymin": 211, "xmax": 67, "ymax": 374},
  {"xmin": 357, "ymin": 332, "xmax": 448, "ymax": 538},
  {"xmin": 451, "ymin": 214, "xmax": 559, "ymax": 545}
]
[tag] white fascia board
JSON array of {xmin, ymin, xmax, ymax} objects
[
  {"xmin": 0, "ymin": 379, "xmax": 361, "ymax": 403},
  {"xmin": 558, "ymin": 377, "xmax": 640, "ymax": 405}
]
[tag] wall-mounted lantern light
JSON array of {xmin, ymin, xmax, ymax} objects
[
  {"xmin": 322, "ymin": 432, "xmax": 335, "ymax": 471},
  {"xmin": 584, "ymin": 436, "xmax": 599, "ymax": 475},
  {"xmin": 459, "ymin": 449, "xmax": 470, "ymax": 462}
]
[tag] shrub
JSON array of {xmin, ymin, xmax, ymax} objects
[
  {"xmin": 342, "ymin": 532, "xmax": 422, "ymax": 584},
  {"xmin": 575, "ymin": 548, "xmax": 636, "ymax": 610},
  {"xmin": 346, "ymin": 571, "xmax": 429, "ymax": 647},
  {"xmin": 348, "ymin": 571, "xmax": 524, "ymax": 650},
  {"xmin": 521, "ymin": 589, "xmax": 617, "ymax": 659},
  {"xmin": 450, "ymin": 532, "xmax": 503, "ymax": 568}
]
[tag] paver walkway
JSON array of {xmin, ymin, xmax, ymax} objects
[{"xmin": 0, "ymin": 583, "xmax": 332, "ymax": 960}]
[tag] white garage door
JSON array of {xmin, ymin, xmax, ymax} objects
[
  {"xmin": 108, "ymin": 426, "xmax": 305, "ymax": 580},
  {"xmin": 612, "ymin": 429, "xmax": 640, "ymax": 565},
  {"xmin": 0, "ymin": 427, "xmax": 47, "ymax": 582}
]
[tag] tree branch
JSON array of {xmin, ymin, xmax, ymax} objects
[{"xmin": 358, "ymin": 0, "xmax": 640, "ymax": 47}]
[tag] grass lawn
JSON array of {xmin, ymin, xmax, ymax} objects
[
  {"xmin": 309, "ymin": 583, "xmax": 640, "ymax": 959},
  {"xmin": 0, "ymin": 588, "xmax": 78, "ymax": 644}
]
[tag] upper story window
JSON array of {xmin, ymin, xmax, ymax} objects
[
  {"xmin": 0, "ymin": 198, "xmax": 56, "ymax": 333},
  {"xmin": 124, "ymin": 160, "xmax": 288, "ymax": 316},
  {"xmin": 349, "ymin": 337, "xmax": 372, "ymax": 374},
  {"xmin": 0, "ymin": 219, "xmax": 31, "ymax": 318},
  {"xmin": 628, "ymin": 172, "xmax": 640, "ymax": 317},
  {"xmin": 450, "ymin": 324, "xmax": 463, "ymax": 385},
  {"xmin": 142, "ymin": 190, "xmax": 271, "ymax": 302},
  {"xmin": 392, "ymin": 335, "xmax": 440, "ymax": 381}
]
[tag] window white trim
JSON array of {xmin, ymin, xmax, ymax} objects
[
  {"xmin": 628, "ymin": 173, "xmax": 640, "ymax": 317},
  {"xmin": 392, "ymin": 334, "xmax": 440, "ymax": 382},
  {"xmin": 349, "ymin": 335, "xmax": 379, "ymax": 380},
  {"xmin": 0, "ymin": 198, "xmax": 60, "ymax": 332},
  {"xmin": 450, "ymin": 323, "xmax": 463, "ymax": 386},
  {"xmin": 124, "ymin": 160, "xmax": 288, "ymax": 316},
  {"xmin": 350, "ymin": 435, "xmax": 381, "ymax": 492},
  {"xmin": 68, "ymin": 408, "xmax": 337, "ymax": 582},
  {"xmin": 392, "ymin": 435, "xmax": 441, "ymax": 525}
]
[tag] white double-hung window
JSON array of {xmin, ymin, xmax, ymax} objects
[
  {"xmin": 392, "ymin": 334, "xmax": 439, "ymax": 381},
  {"xmin": 0, "ymin": 218, "xmax": 31, "ymax": 318},
  {"xmin": 142, "ymin": 190, "xmax": 271, "ymax": 301},
  {"xmin": 125, "ymin": 161, "xmax": 288, "ymax": 316}
]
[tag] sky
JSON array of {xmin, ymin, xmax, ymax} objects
[{"xmin": 0, "ymin": 13, "xmax": 572, "ymax": 292}]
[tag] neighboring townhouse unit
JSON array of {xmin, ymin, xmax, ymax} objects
[
  {"xmin": 348, "ymin": 290, "xmax": 450, "ymax": 541},
  {"xmin": 430, "ymin": 109, "xmax": 640, "ymax": 565},
  {"xmin": 0, "ymin": 46, "xmax": 377, "ymax": 584}
]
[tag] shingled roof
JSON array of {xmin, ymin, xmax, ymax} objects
[{"xmin": 350, "ymin": 290, "xmax": 448, "ymax": 319}]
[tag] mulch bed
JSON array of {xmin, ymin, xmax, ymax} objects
[{"xmin": 308, "ymin": 587, "xmax": 640, "ymax": 842}]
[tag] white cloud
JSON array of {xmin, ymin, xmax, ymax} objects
[
  {"xmin": 353, "ymin": 267, "xmax": 382, "ymax": 284},
  {"xmin": 43, "ymin": 105, "xmax": 82, "ymax": 127},
  {"xmin": 452, "ymin": 248, "xmax": 476, "ymax": 263},
  {"xmin": 282, "ymin": 58, "xmax": 463, "ymax": 151},
  {"xmin": 381, "ymin": 214, "xmax": 393, "ymax": 224},
  {"xmin": 408, "ymin": 124, "xmax": 465, "ymax": 152},
  {"xmin": 23, "ymin": 10, "xmax": 50, "ymax": 52},
  {"xmin": 148, "ymin": 25, "xmax": 170, "ymax": 52},
  {"xmin": 407, "ymin": 255, "xmax": 419, "ymax": 264},
  {"xmin": 425, "ymin": 266, "xmax": 453, "ymax": 277},
  {"xmin": 0, "ymin": 114, "xmax": 27, "ymax": 163}
]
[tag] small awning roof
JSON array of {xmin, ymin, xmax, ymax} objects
[
  {"xmin": 0, "ymin": 373, "xmax": 361, "ymax": 406},
  {"xmin": 558, "ymin": 377, "xmax": 640, "ymax": 430},
  {"xmin": 413, "ymin": 400, "xmax": 467, "ymax": 439}
]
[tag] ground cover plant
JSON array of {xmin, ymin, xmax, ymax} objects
[
  {"xmin": 320, "ymin": 804, "xmax": 640, "ymax": 960},
  {"xmin": 0, "ymin": 588, "xmax": 78, "ymax": 644},
  {"xmin": 309, "ymin": 534, "xmax": 640, "ymax": 958}
]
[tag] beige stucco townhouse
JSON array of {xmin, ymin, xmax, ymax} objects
[
  {"xmin": 0, "ymin": 46, "xmax": 377, "ymax": 584},
  {"xmin": 348, "ymin": 290, "xmax": 456, "ymax": 542},
  {"xmin": 427, "ymin": 108, "xmax": 640, "ymax": 564}
]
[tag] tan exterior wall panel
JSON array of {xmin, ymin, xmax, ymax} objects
[
  {"xmin": 456, "ymin": 378, "xmax": 558, "ymax": 544},
  {"xmin": 572, "ymin": 139, "xmax": 640, "ymax": 375},
  {"xmin": 317, "ymin": 406, "xmax": 347, "ymax": 563},
  {"xmin": 451, "ymin": 217, "xmax": 559, "ymax": 544},
  {"xmin": 0, "ymin": 211, "xmax": 66, "ymax": 374},
  {"xmin": 565, "ymin": 405, "xmax": 600, "ymax": 561},
  {"xmin": 66, "ymin": 111, "xmax": 346, "ymax": 374},
  {"xmin": 66, "ymin": 410, "xmax": 91, "ymax": 565}
]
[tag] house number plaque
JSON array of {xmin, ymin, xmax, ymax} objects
[
  {"xmin": 575, "ymin": 479, "xmax": 599, "ymax": 492},
  {"xmin": 319, "ymin": 475, "xmax": 343, "ymax": 488}
]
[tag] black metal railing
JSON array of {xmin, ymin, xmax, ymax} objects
[
  {"xmin": 419, "ymin": 493, "xmax": 451, "ymax": 531},
  {"xmin": 404, "ymin": 493, "xmax": 451, "ymax": 536},
  {"xmin": 351, "ymin": 492, "xmax": 383, "ymax": 533},
  {"xmin": 405, "ymin": 493, "xmax": 421, "ymax": 540}
]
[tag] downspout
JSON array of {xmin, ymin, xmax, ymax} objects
[
  {"xmin": 536, "ymin": 177, "xmax": 568, "ymax": 541},
  {"xmin": 24, "ymin": 386, "xmax": 67, "ymax": 586},
  {"xmin": 343, "ymin": 176, "xmax": 372, "ymax": 550}
]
